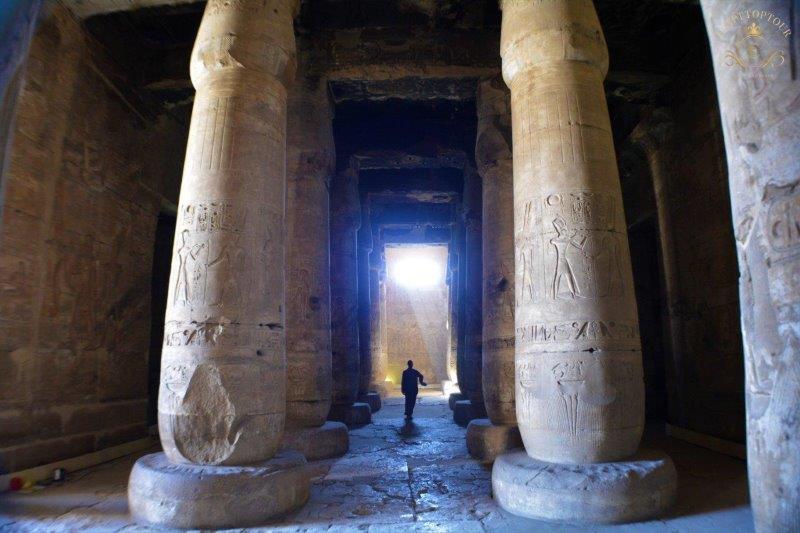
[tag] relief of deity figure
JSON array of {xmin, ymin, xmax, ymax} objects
[{"xmin": 174, "ymin": 230, "xmax": 206, "ymax": 306}]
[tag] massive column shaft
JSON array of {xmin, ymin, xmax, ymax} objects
[
  {"xmin": 285, "ymin": 83, "xmax": 334, "ymax": 428},
  {"xmin": 368, "ymin": 248, "xmax": 386, "ymax": 392},
  {"xmin": 701, "ymin": 2, "xmax": 800, "ymax": 531},
  {"xmin": 357, "ymin": 207, "xmax": 373, "ymax": 397},
  {"xmin": 462, "ymin": 168, "xmax": 484, "ymax": 408},
  {"xmin": 502, "ymin": 0, "xmax": 643, "ymax": 464},
  {"xmin": 477, "ymin": 76, "xmax": 516, "ymax": 426},
  {"xmin": 330, "ymin": 170, "xmax": 363, "ymax": 408},
  {"xmin": 159, "ymin": 0, "xmax": 298, "ymax": 466}
]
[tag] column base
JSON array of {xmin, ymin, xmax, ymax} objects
[
  {"xmin": 448, "ymin": 392, "xmax": 466, "ymax": 411},
  {"xmin": 492, "ymin": 449, "xmax": 677, "ymax": 524},
  {"xmin": 453, "ymin": 399, "xmax": 487, "ymax": 427},
  {"xmin": 358, "ymin": 392, "xmax": 382, "ymax": 413},
  {"xmin": 128, "ymin": 451, "xmax": 309, "ymax": 529},
  {"xmin": 466, "ymin": 419, "xmax": 523, "ymax": 463},
  {"xmin": 281, "ymin": 421, "xmax": 349, "ymax": 461},
  {"xmin": 328, "ymin": 402, "xmax": 372, "ymax": 427}
]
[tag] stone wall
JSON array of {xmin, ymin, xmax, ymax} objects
[
  {"xmin": 0, "ymin": 5, "xmax": 185, "ymax": 473},
  {"xmin": 384, "ymin": 246, "xmax": 449, "ymax": 386}
]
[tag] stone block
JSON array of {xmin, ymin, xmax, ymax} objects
[
  {"xmin": 448, "ymin": 392, "xmax": 465, "ymax": 410},
  {"xmin": 129, "ymin": 451, "xmax": 309, "ymax": 529},
  {"xmin": 281, "ymin": 421, "xmax": 349, "ymax": 461},
  {"xmin": 453, "ymin": 399, "xmax": 486, "ymax": 427},
  {"xmin": 466, "ymin": 419, "xmax": 522, "ymax": 463},
  {"xmin": 492, "ymin": 449, "xmax": 677, "ymax": 524},
  {"xmin": 328, "ymin": 402, "xmax": 371, "ymax": 427},
  {"xmin": 358, "ymin": 392, "xmax": 382, "ymax": 413}
]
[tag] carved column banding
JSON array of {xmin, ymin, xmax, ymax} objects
[
  {"xmin": 158, "ymin": 0, "xmax": 299, "ymax": 467},
  {"xmin": 285, "ymin": 83, "xmax": 334, "ymax": 429},
  {"xmin": 330, "ymin": 170, "xmax": 362, "ymax": 407},
  {"xmin": 502, "ymin": 0, "xmax": 644, "ymax": 464},
  {"xmin": 477, "ymin": 77, "xmax": 516, "ymax": 426},
  {"xmin": 701, "ymin": 2, "xmax": 800, "ymax": 531}
]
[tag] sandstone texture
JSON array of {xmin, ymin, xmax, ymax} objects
[
  {"xmin": 466, "ymin": 418, "xmax": 522, "ymax": 464},
  {"xmin": 281, "ymin": 421, "xmax": 349, "ymax": 461},
  {"xmin": 492, "ymin": 449, "xmax": 677, "ymax": 524},
  {"xmin": 476, "ymin": 76, "xmax": 516, "ymax": 427},
  {"xmin": 285, "ymin": 79, "xmax": 335, "ymax": 429},
  {"xmin": 501, "ymin": 0, "xmax": 644, "ymax": 465},
  {"xmin": 329, "ymin": 401, "xmax": 372, "ymax": 428},
  {"xmin": 701, "ymin": 1, "xmax": 800, "ymax": 530},
  {"xmin": 128, "ymin": 450, "xmax": 309, "ymax": 529},
  {"xmin": 156, "ymin": 0, "xmax": 299, "ymax": 467}
]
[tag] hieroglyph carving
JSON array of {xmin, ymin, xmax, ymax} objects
[{"xmin": 517, "ymin": 191, "xmax": 625, "ymax": 306}]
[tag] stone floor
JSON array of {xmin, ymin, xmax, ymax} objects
[{"xmin": 0, "ymin": 388, "xmax": 753, "ymax": 532}]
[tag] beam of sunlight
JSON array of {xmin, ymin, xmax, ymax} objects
[{"xmin": 390, "ymin": 254, "xmax": 442, "ymax": 288}]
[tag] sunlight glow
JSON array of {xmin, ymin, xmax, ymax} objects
[{"xmin": 391, "ymin": 256, "xmax": 442, "ymax": 288}]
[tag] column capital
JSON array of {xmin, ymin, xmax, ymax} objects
[
  {"xmin": 500, "ymin": 0, "xmax": 608, "ymax": 86},
  {"xmin": 190, "ymin": 0, "xmax": 300, "ymax": 90}
]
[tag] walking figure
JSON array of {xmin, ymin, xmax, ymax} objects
[{"xmin": 401, "ymin": 360, "xmax": 427, "ymax": 420}]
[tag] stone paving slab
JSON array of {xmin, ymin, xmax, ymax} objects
[{"xmin": 0, "ymin": 390, "xmax": 753, "ymax": 532}]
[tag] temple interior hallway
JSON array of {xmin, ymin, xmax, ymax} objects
[{"xmin": 1, "ymin": 387, "xmax": 752, "ymax": 532}]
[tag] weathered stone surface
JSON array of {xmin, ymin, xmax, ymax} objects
[
  {"xmin": 330, "ymin": 169, "xmax": 362, "ymax": 410},
  {"xmin": 128, "ymin": 451, "xmax": 309, "ymax": 529},
  {"xmin": 701, "ymin": 2, "xmax": 800, "ymax": 530},
  {"xmin": 466, "ymin": 418, "xmax": 522, "ymax": 464},
  {"xmin": 286, "ymin": 79, "xmax": 335, "ymax": 429},
  {"xmin": 501, "ymin": 0, "xmax": 644, "ymax": 465},
  {"xmin": 448, "ymin": 393, "xmax": 465, "ymax": 411},
  {"xmin": 359, "ymin": 392, "xmax": 382, "ymax": 413},
  {"xmin": 476, "ymin": 76, "xmax": 515, "ymax": 427},
  {"xmin": 329, "ymin": 401, "xmax": 372, "ymax": 428},
  {"xmin": 0, "ymin": 4, "xmax": 185, "ymax": 472},
  {"xmin": 157, "ymin": 0, "xmax": 299, "ymax": 467},
  {"xmin": 357, "ymin": 204, "xmax": 373, "ymax": 398},
  {"xmin": 453, "ymin": 399, "xmax": 486, "ymax": 428},
  {"xmin": 281, "ymin": 421, "xmax": 349, "ymax": 461},
  {"xmin": 492, "ymin": 449, "xmax": 677, "ymax": 524}
]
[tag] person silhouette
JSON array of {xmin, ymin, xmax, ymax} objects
[{"xmin": 401, "ymin": 360, "xmax": 427, "ymax": 420}]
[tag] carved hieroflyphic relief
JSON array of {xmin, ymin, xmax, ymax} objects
[
  {"xmin": 516, "ymin": 357, "xmax": 638, "ymax": 435},
  {"xmin": 517, "ymin": 191, "xmax": 625, "ymax": 306}
]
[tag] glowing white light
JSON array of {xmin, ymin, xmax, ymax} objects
[{"xmin": 391, "ymin": 256, "xmax": 442, "ymax": 288}]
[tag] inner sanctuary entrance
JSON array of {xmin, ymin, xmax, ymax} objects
[{"xmin": 0, "ymin": 1, "xmax": 798, "ymax": 532}]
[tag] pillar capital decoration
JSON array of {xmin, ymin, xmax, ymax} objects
[
  {"xmin": 500, "ymin": 0, "xmax": 609, "ymax": 87},
  {"xmin": 191, "ymin": 0, "xmax": 300, "ymax": 90}
]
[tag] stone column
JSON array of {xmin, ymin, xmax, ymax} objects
[
  {"xmin": 356, "ymin": 203, "xmax": 376, "ymax": 412},
  {"xmin": 329, "ymin": 169, "xmax": 371, "ymax": 426},
  {"xmin": 467, "ymin": 77, "xmax": 522, "ymax": 463},
  {"xmin": 280, "ymin": 80, "xmax": 348, "ymax": 461},
  {"xmin": 443, "ymin": 249, "xmax": 460, "ymax": 400},
  {"xmin": 492, "ymin": 0, "xmax": 676, "ymax": 524},
  {"xmin": 128, "ymin": 1, "xmax": 308, "ymax": 528},
  {"xmin": 448, "ymin": 232, "xmax": 466, "ymax": 410},
  {"xmin": 701, "ymin": 2, "xmax": 800, "ymax": 531},
  {"xmin": 368, "ymin": 243, "xmax": 387, "ymax": 404},
  {"xmin": 454, "ymin": 168, "xmax": 487, "ymax": 426}
]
